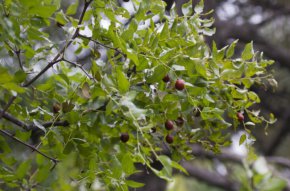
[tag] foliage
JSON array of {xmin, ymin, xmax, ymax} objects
[{"xmin": 0, "ymin": 0, "xmax": 278, "ymax": 190}]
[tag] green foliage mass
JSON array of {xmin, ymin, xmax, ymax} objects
[{"xmin": 0, "ymin": 0, "xmax": 277, "ymax": 190}]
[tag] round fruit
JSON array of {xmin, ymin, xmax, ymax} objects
[
  {"xmin": 175, "ymin": 117, "xmax": 184, "ymax": 126},
  {"xmin": 175, "ymin": 79, "xmax": 185, "ymax": 91},
  {"xmin": 53, "ymin": 103, "xmax": 61, "ymax": 113},
  {"xmin": 165, "ymin": 134, "xmax": 174, "ymax": 144},
  {"xmin": 162, "ymin": 74, "xmax": 170, "ymax": 83},
  {"xmin": 165, "ymin": 120, "xmax": 174, "ymax": 130},
  {"xmin": 237, "ymin": 112, "xmax": 244, "ymax": 122},
  {"xmin": 120, "ymin": 133, "xmax": 129, "ymax": 143}
]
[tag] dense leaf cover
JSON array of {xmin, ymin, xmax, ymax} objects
[{"xmin": 0, "ymin": 0, "xmax": 276, "ymax": 190}]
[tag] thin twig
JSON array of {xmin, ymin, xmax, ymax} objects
[
  {"xmin": 0, "ymin": 96, "xmax": 16, "ymax": 119},
  {"xmin": 4, "ymin": 41, "xmax": 24, "ymax": 71},
  {"xmin": 78, "ymin": 34, "xmax": 126, "ymax": 57},
  {"xmin": 0, "ymin": 129, "xmax": 58, "ymax": 165},
  {"xmin": 15, "ymin": 49, "xmax": 24, "ymax": 71},
  {"xmin": 63, "ymin": 59, "xmax": 97, "ymax": 83}
]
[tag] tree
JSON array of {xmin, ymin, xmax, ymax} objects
[{"xmin": 0, "ymin": 0, "xmax": 281, "ymax": 190}]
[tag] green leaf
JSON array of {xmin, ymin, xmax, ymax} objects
[
  {"xmin": 239, "ymin": 134, "xmax": 247, "ymax": 145},
  {"xmin": 0, "ymin": 67, "xmax": 13, "ymax": 83},
  {"xmin": 195, "ymin": 61, "xmax": 207, "ymax": 78},
  {"xmin": 35, "ymin": 165, "xmax": 50, "ymax": 183},
  {"xmin": 146, "ymin": 65, "xmax": 168, "ymax": 83},
  {"xmin": 158, "ymin": 155, "xmax": 172, "ymax": 177},
  {"xmin": 30, "ymin": 5, "xmax": 57, "ymax": 18},
  {"xmin": 226, "ymin": 39, "xmax": 238, "ymax": 58},
  {"xmin": 14, "ymin": 70, "xmax": 27, "ymax": 83},
  {"xmin": 55, "ymin": 11, "xmax": 69, "ymax": 25},
  {"xmin": 171, "ymin": 161, "xmax": 188, "ymax": 175},
  {"xmin": 194, "ymin": 0, "xmax": 204, "ymax": 14},
  {"xmin": 242, "ymin": 42, "xmax": 254, "ymax": 61},
  {"xmin": 182, "ymin": 0, "xmax": 193, "ymax": 15},
  {"xmin": 116, "ymin": 67, "xmax": 130, "ymax": 94},
  {"xmin": 126, "ymin": 50, "xmax": 139, "ymax": 66},
  {"xmin": 160, "ymin": 21, "xmax": 169, "ymax": 40},
  {"xmin": 122, "ymin": 153, "xmax": 136, "ymax": 175},
  {"xmin": 66, "ymin": 0, "xmax": 79, "ymax": 15},
  {"xmin": 81, "ymin": 82, "xmax": 91, "ymax": 99},
  {"xmin": 2, "ymin": 83, "xmax": 25, "ymax": 93},
  {"xmin": 125, "ymin": 180, "xmax": 145, "ymax": 188},
  {"xmin": 16, "ymin": 160, "xmax": 31, "ymax": 179},
  {"xmin": 247, "ymin": 91, "xmax": 260, "ymax": 103}
]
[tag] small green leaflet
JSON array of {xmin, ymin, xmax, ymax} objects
[
  {"xmin": 242, "ymin": 42, "xmax": 254, "ymax": 61},
  {"xmin": 116, "ymin": 67, "xmax": 130, "ymax": 94},
  {"xmin": 239, "ymin": 134, "xmax": 247, "ymax": 145}
]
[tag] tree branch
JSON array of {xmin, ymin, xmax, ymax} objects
[
  {"xmin": 0, "ymin": 129, "xmax": 58, "ymax": 168},
  {"xmin": 0, "ymin": 109, "xmax": 69, "ymax": 131},
  {"xmin": 22, "ymin": 0, "xmax": 93, "ymax": 87}
]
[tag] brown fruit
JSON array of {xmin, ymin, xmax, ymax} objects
[
  {"xmin": 237, "ymin": 112, "xmax": 244, "ymax": 122},
  {"xmin": 175, "ymin": 79, "xmax": 185, "ymax": 91},
  {"xmin": 165, "ymin": 134, "xmax": 174, "ymax": 144},
  {"xmin": 175, "ymin": 117, "xmax": 184, "ymax": 126},
  {"xmin": 162, "ymin": 74, "xmax": 170, "ymax": 83},
  {"xmin": 120, "ymin": 133, "xmax": 129, "ymax": 143},
  {"xmin": 165, "ymin": 120, "xmax": 174, "ymax": 130},
  {"xmin": 53, "ymin": 103, "xmax": 61, "ymax": 113}
]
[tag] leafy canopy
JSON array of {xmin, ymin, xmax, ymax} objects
[{"xmin": 0, "ymin": 0, "xmax": 276, "ymax": 190}]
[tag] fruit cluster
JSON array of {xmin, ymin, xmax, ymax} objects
[{"xmin": 118, "ymin": 74, "xmax": 245, "ymax": 145}]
